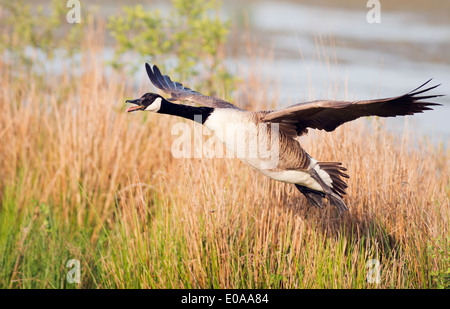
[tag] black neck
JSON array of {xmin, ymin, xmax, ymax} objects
[{"xmin": 157, "ymin": 99, "xmax": 214, "ymax": 124}]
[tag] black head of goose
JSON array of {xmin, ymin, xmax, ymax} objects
[{"xmin": 126, "ymin": 92, "xmax": 214, "ymax": 124}]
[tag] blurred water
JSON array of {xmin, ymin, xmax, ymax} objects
[{"xmin": 219, "ymin": 1, "xmax": 450, "ymax": 145}]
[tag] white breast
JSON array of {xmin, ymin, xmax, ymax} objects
[
  {"xmin": 203, "ymin": 109, "xmax": 328, "ymax": 192},
  {"xmin": 204, "ymin": 110, "xmax": 278, "ymax": 170},
  {"xmin": 204, "ymin": 109, "xmax": 256, "ymax": 157},
  {"xmin": 203, "ymin": 109, "xmax": 252, "ymax": 144}
]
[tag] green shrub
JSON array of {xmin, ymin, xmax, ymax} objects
[
  {"xmin": 0, "ymin": 0, "xmax": 83, "ymax": 70},
  {"xmin": 107, "ymin": 0, "xmax": 236, "ymax": 97},
  {"xmin": 428, "ymin": 237, "xmax": 450, "ymax": 289}
]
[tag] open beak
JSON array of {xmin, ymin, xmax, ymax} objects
[{"xmin": 126, "ymin": 98, "xmax": 145, "ymax": 112}]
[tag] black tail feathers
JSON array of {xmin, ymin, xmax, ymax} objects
[
  {"xmin": 295, "ymin": 185, "xmax": 325, "ymax": 209},
  {"xmin": 327, "ymin": 192, "xmax": 349, "ymax": 214},
  {"xmin": 317, "ymin": 162, "xmax": 349, "ymax": 197},
  {"xmin": 295, "ymin": 162, "xmax": 350, "ymax": 215}
]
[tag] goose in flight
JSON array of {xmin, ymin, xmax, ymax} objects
[{"xmin": 126, "ymin": 64, "xmax": 442, "ymax": 214}]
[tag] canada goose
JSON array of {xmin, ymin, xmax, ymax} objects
[{"xmin": 126, "ymin": 64, "xmax": 442, "ymax": 214}]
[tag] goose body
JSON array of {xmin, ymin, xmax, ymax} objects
[
  {"xmin": 203, "ymin": 109, "xmax": 330, "ymax": 191},
  {"xmin": 126, "ymin": 64, "xmax": 442, "ymax": 214}
]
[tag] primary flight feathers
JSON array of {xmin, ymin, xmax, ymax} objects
[{"xmin": 146, "ymin": 63, "xmax": 241, "ymax": 110}]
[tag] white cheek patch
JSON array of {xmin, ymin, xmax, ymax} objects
[{"xmin": 144, "ymin": 97, "xmax": 162, "ymax": 112}]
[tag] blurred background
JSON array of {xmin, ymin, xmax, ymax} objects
[
  {"xmin": 6, "ymin": 0, "xmax": 447, "ymax": 143},
  {"xmin": 223, "ymin": 0, "xmax": 450, "ymax": 143}
]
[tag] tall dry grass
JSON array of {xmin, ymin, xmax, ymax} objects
[{"xmin": 0, "ymin": 21, "xmax": 449, "ymax": 289}]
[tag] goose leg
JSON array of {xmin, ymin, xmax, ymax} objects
[{"xmin": 295, "ymin": 184, "xmax": 325, "ymax": 209}]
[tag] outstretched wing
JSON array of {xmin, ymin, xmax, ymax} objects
[
  {"xmin": 261, "ymin": 80, "xmax": 443, "ymax": 137},
  {"xmin": 146, "ymin": 63, "xmax": 242, "ymax": 110}
]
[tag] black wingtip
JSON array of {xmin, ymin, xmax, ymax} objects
[
  {"xmin": 152, "ymin": 64, "xmax": 162, "ymax": 78},
  {"xmin": 408, "ymin": 78, "xmax": 433, "ymax": 93},
  {"xmin": 145, "ymin": 63, "xmax": 164, "ymax": 90},
  {"xmin": 145, "ymin": 63, "xmax": 153, "ymax": 79},
  {"xmin": 408, "ymin": 79, "xmax": 442, "ymax": 96}
]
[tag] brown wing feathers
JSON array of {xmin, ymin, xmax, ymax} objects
[
  {"xmin": 146, "ymin": 64, "xmax": 241, "ymax": 110},
  {"xmin": 262, "ymin": 80, "xmax": 443, "ymax": 136},
  {"xmin": 146, "ymin": 64, "xmax": 200, "ymax": 100}
]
